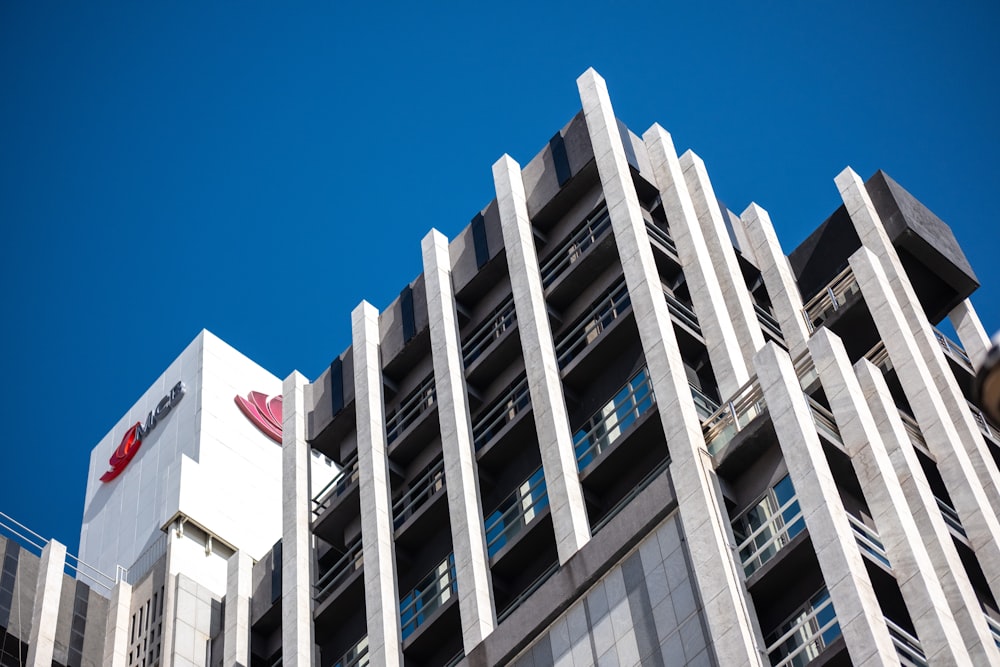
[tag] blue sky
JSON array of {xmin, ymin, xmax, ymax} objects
[{"xmin": 2, "ymin": 2, "xmax": 998, "ymax": 558}]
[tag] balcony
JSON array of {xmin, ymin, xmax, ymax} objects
[
  {"xmin": 472, "ymin": 375, "xmax": 533, "ymax": 466},
  {"xmin": 809, "ymin": 398, "xmax": 846, "ymax": 452},
  {"xmin": 885, "ymin": 617, "xmax": 928, "ymax": 667},
  {"xmin": 385, "ymin": 375, "xmax": 437, "ymax": 463},
  {"xmin": 732, "ymin": 475, "xmax": 805, "ymax": 578},
  {"xmin": 574, "ymin": 367, "xmax": 655, "ymax": 472},
  {"xmin": 898, "ymin": 410, "xmax": 933, "ymax": 459},
  {"xmin": 985, "ymin": 613, "xmax": 1000, "ymax": 648},
  {"xmin": 400, "ymin": 553, "xmax": 458, "ymax": 642},
  {"xmin": 393, "ymin": 457, "xmax": 448, "ymax": 549},
  {"xmin": 314, "ymin": 536, "xmax": 363, "ymax": 608},
  {"xmin": 332, "ymin": 635, "xmax": 368, "ymax": 667},
  {"xmin": 801, "ymin": 265, "xmax": 861, "ymax": 334},
  {"xmin": 756, "ymin": 303, "xmax": 786, "ymax": 347},
  {"xmin": 484, "ymin": 467, "xmax": 549, "ymax": 561},
  {"xmin": 968, "ymin": 400, "xmax": 1000, "ymax": 447},
  {"xmin": 764, "ymin": 588, "xmax": 842, "ymax": 667},
  {"xmin": 703, "ymin": 378, "xmax": 767, "ymax": 458},
  {"xmin": 555, "ymin": 277, "xmax": 632, "ymax": 383},
  {"xmin": 645, "ymin": 218, "xmax": 680, "ymax": 260},
  {"xmin": 935, "ymin": 496, "xmax": 968, "ymax": 541},
  {"xmin": 312, "ymin": 454, "xmax": 361, "ymax": 542},
  {"xmin": 847, "ymin": 514, "xmax": 891, "ymax": 570},
  {"xmin": 539, "ymin": 204, "xmax": 617, "ymax": 309},
  {"xmin": 934, "ymin": 327, "xmax": 974, "ymax": 373},
  {"xmin": 663, "ymin": 288, "xmax": 703, "ymax": 338},
  {"xmin": 462, "ymin": 295, "xmax": 520, "ymax": 385}
]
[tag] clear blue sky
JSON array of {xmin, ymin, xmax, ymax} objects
[{"xmin": 2, "ymin": 2, "xmax": 998, "ymax": 559}]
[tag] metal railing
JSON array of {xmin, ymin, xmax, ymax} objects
[
  {"xmin": 484, "ymin": 467, "xmax": 548, "ymax": 558},
  {"xmin": 809, "ymin": 398, "xmax": 843, "ymax": 447},
  {"xmin": 472, "ymin": 375, "xmax": 530, "ymax": 451},
  {"xmin": 392, "ymin": 458, "xmax": 445, "ymax": 530},
  {"xmin": 645, "ymin": 220, "xmax": 679, "ymax": 259},
  {"xmin": 690, "ymin": 385, "xmax": 721, "ymax": 421},
  {"xmin": 0, "ymin": 511, "xmax": 121, "ymax": 591},
  {"xmin": 733, "ymin": 492, "xmax": 805, "ymax": 576},
  {"xmin": 333, "ymin": 635, "xmax": 369, "ymax": 667},
  {"xmin": 885, "ymin": 617, "xmax": 928, "ymax": 667},
  {"xmin": 555, "ymin": 278, "xmax": 630, "ymax": 368},
  {"xmin": 848, "ymin": 514, "xmax": 891, "ymax": 569},
  {"xmin": 539, "ymin": 205, "xmax": 612, "ymax": 288},
  {"xmin": 386, "ymin": 375, "xmax": 436, "ymax": 445},
  {"xmin": 936, "ymin": 496, "xmax": 967, "ymax": 538},
  {"xmin": 400, "ymin": 553, "xmax": 457, "ymax": 640},
  {"xmin": 756, "ymin": 303, "xmax": 785, "ymax": 343},
  {"xmin": 462, "ymin": 296, "xmax": 516, "ymax": 368},
  {"xmin": 765, "ymin": 589, "xmax": 841, "ymax": 667},
  {"xmin": 801, "ymin": 266, "xmax": 861, "ymax": 333},
  {"xmin": 314, "ymin": 537, "xmax": 363, "ymax": 605},
  {"xmin": 663, "ymin": 290, "xmax": 702, "ymax": 335},
  {"xmin": 865, "ymin": 340, "xmax": 892, "ymax": 372},
  {"xmin": 898, "ymin": 410, "xmax": 932, "ymax": 457},
  {"xmin": 312, "ymin": 454, "xmax": 360, "ymax": 517},
  {"xmin": 985, "ymin": 613, "xmax": 1000, "ymax": 648},
  {"xmin": 702, "ymin": 375, "xmax": 767, "ymax": 456},
  {"xmin": 969, "ymin": 401, "xmax": 1000, "ymax": 443},
  {"xmin": 574, "ymin": 368, "xmax": 654, "ymax": 471},
  {"xmin": 934, "ymin": 328, "xmax": 973, "ymax": 371}
]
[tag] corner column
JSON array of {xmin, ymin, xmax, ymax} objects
[
  {"xmin": 25, "ymin": 540, "xmax": 66, "ymax": 667},
  {"xmin": 855, "ymin": 358, "xmax": 1000, "ymax": 664},
  {"xmin": 679, "ymin": 149, "xmax": 765, "ymax": 369},
  {"xmin": 643, "ymin": 124, "xmax": 750, "ymax": 398},
  {"xmin": 281, "ymin": 370, "xmax": 314, "ymax": 667},
  {"xmin": 579, "ymin": 68, "xmax": 765, "ymax": 666},
  {"xmin": 224, "ymin": 550, "xmax": 253, "ymax": 667},
  {"xmin": 422, "ymin": 229, "xmax": 496, "ymax": 650},
  {"xmin": 809, "ymin": 329, "xmax": 973, "ymax": 664},
  {"xmin": 353, "ymin": 301, "xmax": 403, "ymax": 666},
  {"xmin": 493, "ymin": 154, "xmax": 591, "ymax": 564},
  {"xmin": 949, "ymin": 299, "xmax": 993, "ymax": 371},
  {"xmin": 754, "ymin": 343, "xmax": 898, "ymax": 667},
  {"xmin": 102, "ymin": 580, "xmax": 133, "ymax": 667},
  {"xmin": 851, "ymin": 246, "xmax": 1000, "ymax": 600}
]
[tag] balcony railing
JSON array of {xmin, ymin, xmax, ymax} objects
[
  {"xmin": 400, "ymin": 553, "xmax": 457, "ymax": 640},
  {"xmin": 333, "ymin": 635, "xmax": 369, "ymax": 667},
  {"xmin": 645, "ymin": 220, "xmax": 679, "ymax": 259},
  {"xmin": 392, "ymin": 457, "xmax": 445, "ymax": 530},
  {"xmin": 809, "ymin": 398, "xmax": 844, "ymax": 447},
  {"xmin": 765, "ymin": 589, "xmax": 841, "ymax": 667},
  {"xmin": 386, "ymin": 375, "xmax": 436, "ymax": 445},
  {"xmin": 865, "ymin": 340, "xmax": 892, "ymax": 372},
  {"xmin": 934, "ymin": 327, "xmax": 973, "ymax": 371},
  {"xmin": 574, "ymin": 367, "xmax": 654, "ymax": 471},
  {"xmin": 314, "ymin": 537, "xmax": 363, "ymax": 605},
  {"xmin": 756, "ymin": 303, "xmax": 785, "ymax": 344},
  {"xmin": 690, "ymin": 385, "xmax": 721, "ymax": 421},
  {"xmin": 886, "ymin": 617, "xmax": 928, "ymax": 667},
  {"xmin": 801, "ymin": 266, "xmax": 860, "ymax": 333},
  {"xmin": 539, "ymin": 205, "xmax": 612, "ymax": 288},
  {"xmin": 985, "ymin": 613, "xmax": 1000, "ymax": 648},
  {"xmin": 936, "ymin": 496, "xmax": 967, "ymax": 538},
  {"xmin": 898, "ymin": 410, "xmax": 932, "ymax": 457},
  {"xmin": 663, "ymin": 289, "xmax": 702, "ymax": 336},
  {"xmin": 484, "ymin": 467, "xmax": 548, "ymax": 558},
  {"xmin": 472, "ymin": 376, "xmax": 530, "ymax": 451},
  {"xmin": 313, "ymin": 454, "xmax": 360, "ymax": 517},
  {"xmin": 969, "ymin": 401, "xmax": 1000, "ymax": 443},
  {"xmin": 462, "ymin": 296, "xmax": 516, "ymax": 368},
  {"xmin": 703, "ymin": 377, "xmax": 766, "ymax": 456},
  {"xmin": 555, "ymin": 278, "xmax": 631, "ymax": 368},
  {"xmin": 848, "ymin": 514, "xmax": 891, "ymax": 569},
  {"xmin": 732, "ymin": 476, "xmax": 805, "ymax": 577}
]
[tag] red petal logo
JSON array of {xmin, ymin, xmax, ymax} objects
[
  {"xmin": 100, "ymin": 423, "xmax": 142, "ymax": 482},
  {"xmin": 235, "ymin": 391, "xmax": 283, "ymax": 443}
]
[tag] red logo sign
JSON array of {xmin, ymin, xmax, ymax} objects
[
  {"xmin": 101, "ymin": 381, "xmax": 185, "ymax": 483},
  {"xmin": 235, "ymin": 391, "xmax": 283, "ymax": 443}
]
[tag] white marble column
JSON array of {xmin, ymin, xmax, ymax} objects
[
  {"xmin": 809, "ymin": 329, "xmax": 972, "ymax": 664},
  {"xmin": 855, "ymin": 358, "xmax": 1000, "ymax": 665},
  {"xmin": 643, "ymin": 124, "xmax": 750, "ymax": 399},
  {"xmin": 25, "ymin": 540, "xmax": 66, "ymax": 667},
  {"xmin": 422, "ymin": 229, "xmax": 496, "ymax": 650},
  {"xmin": 949, "ymin": 299, "xmax": 993, "ymax": 371},
  {"xmin": 754, "ymin": 343, "xmax": 898, "ymax": 667},
  {"xmin": 102, "ymin": 579, "xmax": 133, "ymax": 667},
  {"xmin": 353, "ymin": 301, "xmax": 403, "ymax": 666},
  {"xmin": 224, "ymin": 550, "xmax": 253, "ymax": 667},
  {"xmin": 580, "ymin": 68, "xmax": 766, "ymax": 666},
  {"xmin": 282, "ymin": 370, "xmax": 315, "ymax": 667}
]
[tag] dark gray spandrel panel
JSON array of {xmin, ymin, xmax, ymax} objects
[
  {"xmin": 81, "ymin": 587, "xmax": 110, "ymax": 667},
  {"xmin": 562, "ymin": 111, "xmax": 594, "ymax": 177}
]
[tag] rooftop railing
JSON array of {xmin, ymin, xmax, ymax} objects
[
  {"xmin": 400, "ymin": 553, "xmax": 457, "ymax": 640},
  {"xmin": 314, "ymin": 536, "xmax": 363, "ymax": 605},
  {"xmin": 312, "ymin": 454, "xmax": 360, "ymax": 517},
  {"xmin": 472, "ymin": 375, "xmax": 530, "ymax": 451},
  {"xmin": 462, "ymin": 296, "xmax": 516, "ymax": 368},
  {"xmin": 385, "ymin": 375, "xmax": 436, "ymax": 445},
  {"xmin": 848, "ymin": 514, "xmax": 891, "ymax": 569},
  {"xmin": 885, "ymin": 617, "xmax": 928, "ymax": 667},
  {"xmin": 392, "ymin": 457, "xmax": 445, "ymax": 530},
  {"xmin": 801, "ymin": 266, "xmax": 860, "ymax": 333},
  {"xmin": 484, "ymin": 467, "xmax": 548, "ymax": 559},
  {"xmin": 539, "ymin": 205, "xmax": 612, "ymax": 288},
  {"xmin": 765, "ymin": 588, "xmax": 841, "ymax": 667},
  {"xmin": 333, "ymin": 635, "xmax": 369, "ymax": 667},
  {"xmin": 554, "ymin": 278, "xmax": 630, "ymax": 368},
  {"xmin": 574, "ymin": 367, "xmax": 654, "ymax": 472},
  {"xmin": 934, "ymin": 327, "xmax": 973, "ymax": 371}
]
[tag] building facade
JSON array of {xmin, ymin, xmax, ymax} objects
[{"xmin": 3, "ymin": 68, "xmax": 1000, "ymax": 667}]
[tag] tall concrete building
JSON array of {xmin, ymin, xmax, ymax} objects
[{"xmin": 2, "ymin": 68, "xmax": 999, "ymax": 667}]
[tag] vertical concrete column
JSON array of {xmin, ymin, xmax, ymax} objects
[
  {"xmin": 102, "ymin": 580, "xmax": 133, "ymax": 667},
  {"xmin": 353, "ymin": 301, "xmax": 403, "ymax": 666},
  {"xmin": 579, "ymin": 68, "xmax": 766, "ymax": 666},
  {"xmin": 224, "ymin": 550, "xmax": 253, "ymax": 667},
  {"xmin": 949, "ymin": 299, "xmax": 993, "ymax": 371},
  {"xmin": 754, "ymin": 343, "xmax": 898, "ymax": 667},
  {"xmin": 837, "ymin": 168, "xmax": 1000, "ymax": 513},
  {"xmin": 809, "ymin": 329, "xmax": 972, "ymax": 664},
  {"xmin": 25, "ymin": 540, "xmax": 66, "ymax": 667},
  {"xmin": 643, "ymin": 124, "xmax": 750, "ymax": 398},
  {"xmin": 679, "ymin": 149, "xmax": 765, "ymax": 368},
  {"xmin": 856, "ymin": 359, "xmax": 1000, "ymax": 665},
  {"xmin": 421, "ymin": 229, "xmax": 496, "ymax": 650},
  {"xmin": 851, "ymin": 247, "xmax": 1000, "ymax": 600},
  {"xmin": 282, "ymin": 370, "xmax": 314, "ymax": 667},
  {"xmin": 740, "ymin": 203, "xmax": 811, "ymax": 357},
  {"xmin": 493, "ymin": 154, "xmax": 591, "ymax": 564}
]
